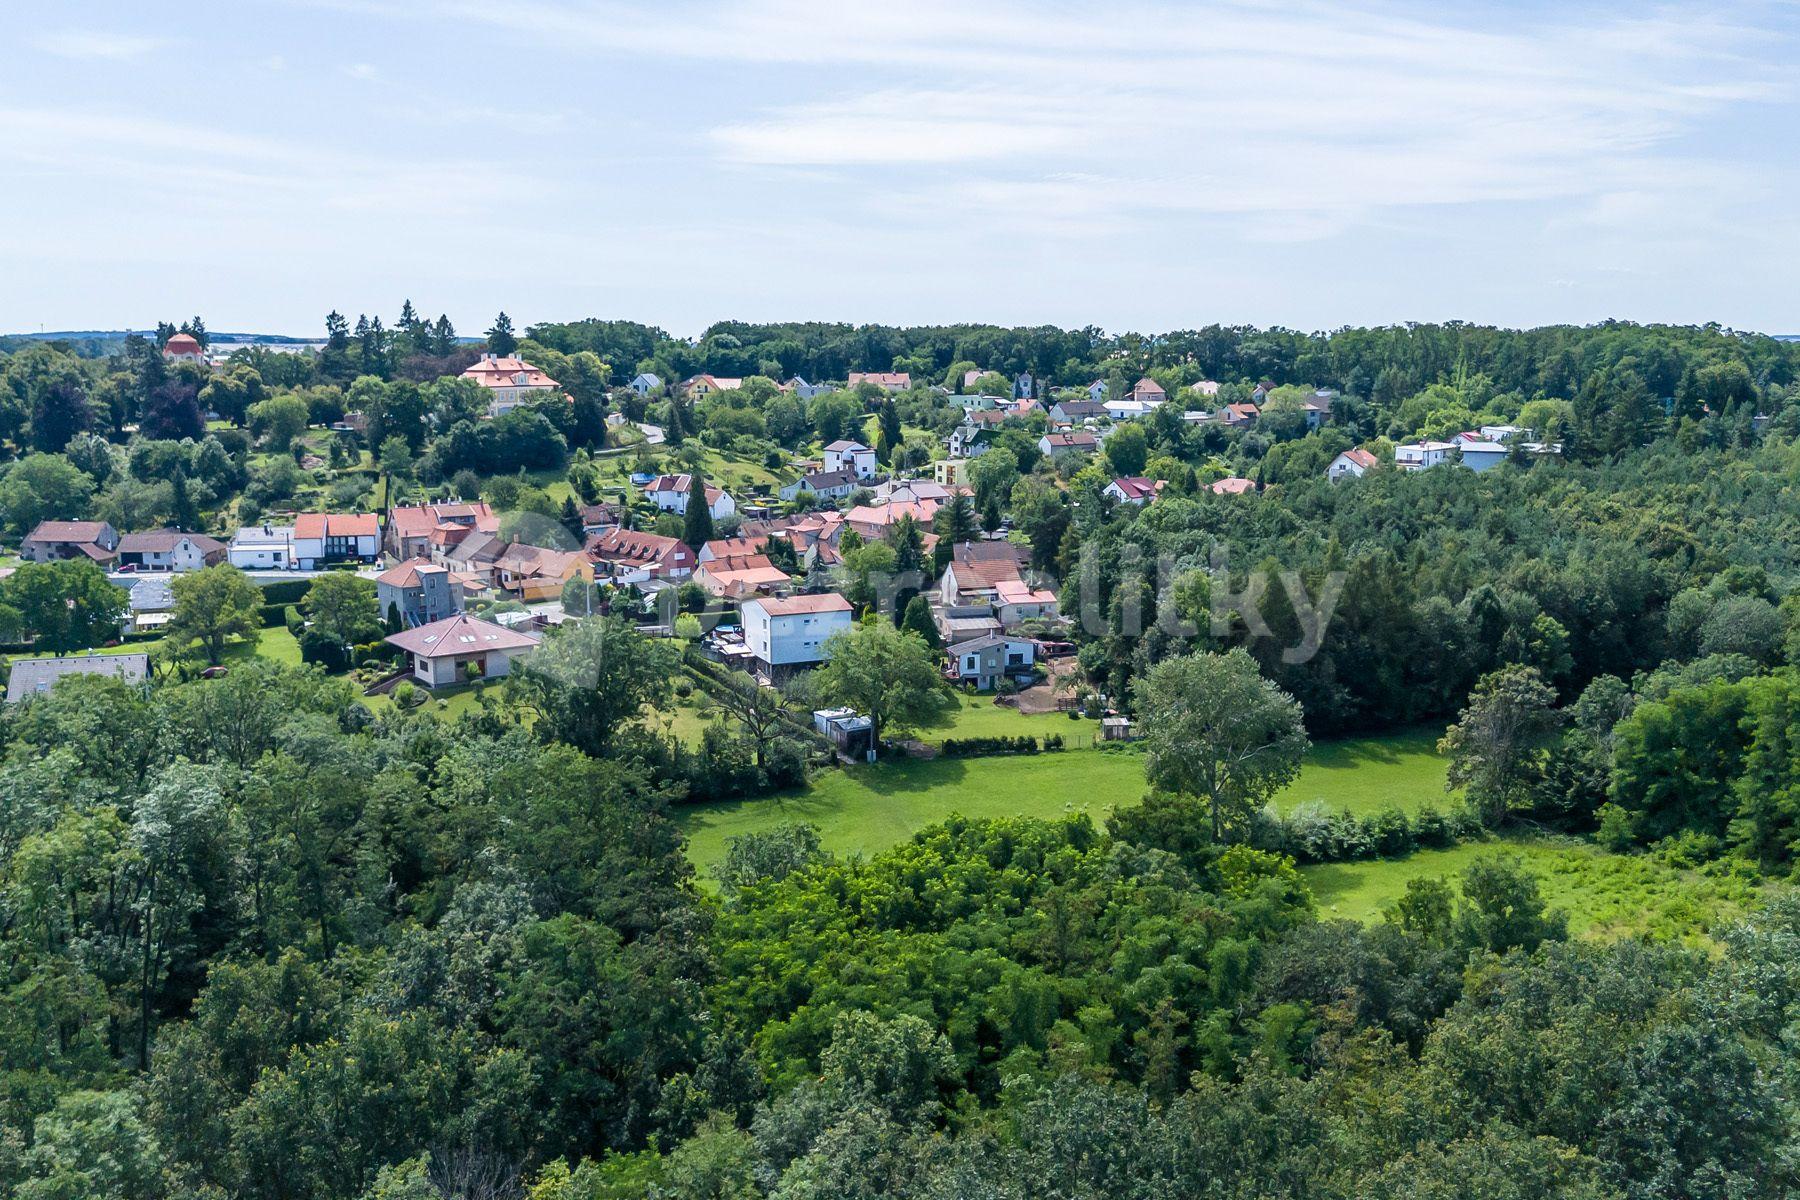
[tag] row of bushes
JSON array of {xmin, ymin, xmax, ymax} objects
[
  {"xmin": 1248, "ymin": 801, "xmax": 1483, "ymax": 865},
  {"xmin": 259, "ymin": 579, "xmax": 313, "ymax": 605},
  {"xmin": 940, "ymin": 734, "xmax": 1068, "ymax": 758}
]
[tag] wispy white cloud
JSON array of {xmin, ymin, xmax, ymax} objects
[{"xmin": 34, "ymin": 30, "xmax": 170, "ymax": 60}]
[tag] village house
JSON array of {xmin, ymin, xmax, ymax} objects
[
  {"xmin": 684, "ymin": 374, "xmax": 743, "ymax": 399},
  {"xmin": 694, "ymin": 553, "xmax": 793, "ymax": 600},
  {"xmin": 1395, "ymin": 441, "xmax": 1458, "ymax": 470},
  {"xmin": 1048, "ymin": 399, "xmax": 1106, "ymax": 428},
  {"xmin": 779, "ymin": 468, "xmax": 859, "ymax": 504},
  {"xmin": 938, "ymin": 541, "xmax": 1031, "ymax": 607},
  {"xmin": 784, "ymin": 376, "xmax": 833, "ymax": 400},
  {"xmin": 385, "ymin": 613, "xmax": 540, "ymax": 688},
  {"xmin": 1455, "ymin": 439, "xmax": 1511, "ymax": 472},
  {"xmin": 491, "ymin": 542, "xmax": 593, "ymax": 601},
  {"xmin": 1192, "ymin": 380, "xmax": 1221, "ymax": 399},
  {"xmin": 1301, "ymin": 392, "xmax": 1335, "ymax": 430},
  {"xmin": 1222, "ymin": 402, "xmax": 1260, "ymax": 427},
  {"xmin": 162, "ymin": 333, "xmax": 205, "ymax": 364},
  {"xmin": 1039, "ymin": 431, "xmax": 1098, "ymax": 458},
  {"xmin": 6, "ymin": 653, "xmax": 151, "ymax": 704},
  {"xmin": 698, "ymin": 536, "xmax": 769, "ymax": 563},
  {"xmin": 577, "ymin": 502, "xmax": 622, "ymax": 536},
  {"xmin": 586, "ymin": 527, "xmax": 695, "ymax": 583},
  {"xmin": 994, "ymin": 578, "xmax": 1059, "ymax": 626},
  {"xmin": 292, "ymin": 513, "xmax": 380, "ymax": 568},
  {"xmin": 115, "ymin": 529, "xmax": 226, "ymax": 572},
  {"xmin": 1210, "ymin": 476, "xmax": 1257, "ymax": 496},
  {"xmin": 740, "ymin": 592, "xmax": 854, "ymax": 679},
  {"xmin": 435, "ymin": 529, "xmax": 505, "ymax": 583},
  {"xmin": 1084, "ymin": 380, "xmax": 1109, "ymax": 403},
  {"xmin": 949, "ymin": 633, "xmax": 1037, "ymax": 691},
  {"xmin": 1327, "ymin": 448, "xmax": 1379, "ymax": 481},
  {"xmin": 127, "ymin": 576, "xmax": 175, "ymax": 634},
  {"xmin": 1129, "ymin": 377, "xmax": 1167, "ymax": 405},
  {"xmin": 228, "ymin": 524, "xmax": 294, "ymax": 569},
  {"xmin": 21, "ymin": 520, "xmax": 119, "ymax": 564},
  {"xmin": 385, "ymin": 501, "xmax": 498, "ymax": 561},
  {"xmin": 847, "ymin": 371, "xmax": 910, "ymax": 391},
  {"xmin": 629, "ymin": 372, "xmax": 662, "ymax": 396},
  {"xmin": 823, "ymin": 439, "xmax": 878, "ymax": 480},
  {"xmin": 949, "ymin": 416, "xmax": 1003, "ymax": 459},
  {"xmin": 933, "ymin": 459, "xmax": 968, "ymax": 487},
  {"xmin": 377, "ymin": 558, "xmax": 464, "ymax": 628},
  {"xmin": 461, "ymin": 354, "xmax": 562, "ymax": 416},
  {"xmin": 1103, "ymin": 476, "xmax": 1165, "ymax": 505},
  {"xmin": 843, "ymin": 499, "xmax": 940, "ymax": 542},
  {"xmin": 642, "ymin": 474, "xmax": 736, "ymax": 520}
]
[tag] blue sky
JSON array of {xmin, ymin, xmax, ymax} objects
[{"xmin": 4, "ymin": 0, "xmax": 1797, "ymax": 338}]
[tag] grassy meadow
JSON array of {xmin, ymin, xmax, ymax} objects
[
  {"xmin": 1303, "ymin": 837, "xmax": 1767, "ymax": 942},
  {"xmin": 675, "ymin": 718, "xmax": 1454, "ymax": 874}
]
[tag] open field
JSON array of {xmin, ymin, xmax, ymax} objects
[
  {"xmin": 1303, "ymin": 837, "xmax": 1767, "ymax": 942},
  {"xmin": 676, "ymin": 723, "xmax": 1452, "ymax": 873}
]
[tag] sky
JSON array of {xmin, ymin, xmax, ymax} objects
[{"xmin": 3, "ymin": 0, "xmax": 1798, "ymax": 339}]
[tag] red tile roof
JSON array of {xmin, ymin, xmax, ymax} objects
[
  {"xmin": 294, "ymin": 512, "xmax": 379, "ymax": 538},
  {"xmin": 461, "ymin": 356, "xmax": 559, "ymax": 390},
  {"xmin": 1210, "ymin": 476, "xmax": 1257, "ymax": 495},
  {"xmin": 377, "ymin": 558, "xmax": 447, "ymax": 587},
  {"xmin": 747, "ymin": 593, "xmax": 853, "ymax": 616}
]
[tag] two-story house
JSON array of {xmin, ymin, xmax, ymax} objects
[
  {"xmin": 292, "ymin": 513, "xmax": 380, "ymax": 568},
  {"xmin": 740, "ymin": 592, "xmax": 854, "ymax": 679},
  {"xmin": 586, "ymin": 528, "xmax": 696, "ymax": 583},
  {"xmin": 377, "ymin": 558, "xmax": 464, "ymax": 628},
  {"xmin": 115, "ymin": 529, "xmax": 226, "ymax": 572},
  {"xmin": 21, "ymin": 520, "xmax": 119, "ymax": 564},
  {"xmin": 461, "ymin": 354, "xmax": 562, "ymax": 416},
  {"xmin": 385, "ymin": 502, "xmax": 497, "ymax": 561},
  {"xmin": 822, "ymin": 440, "xmax": 878, "ymax": 480},
  {"xmin": 950, "ymin": 633, "xmax": 1037, "ymax": 690},
  {"xmin": 642, "ymin": 474, "xmax": 736, "ymax": 520},
  {"xmin": 228, "ymin": 524, "xmax": 295, "ymax": 569}
]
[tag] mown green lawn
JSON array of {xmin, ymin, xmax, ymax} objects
[
  {"xmin": 675, "ymin": 724, "xmax": 1452, "ymax": 874},
  {"xmin": 1303, "ymin": 837, "xmax": 1766, "ymax": 942},
  {"xmin": 1272, "ymin": 726, "xmax": 1451, "ymax": 817},
  {"xmin": 915, "ymin": 693, "xmax": 1100, "ymax": 744}
]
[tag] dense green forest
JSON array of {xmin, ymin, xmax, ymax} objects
[{"xmin": 7, "ymin": 315, "xmax": 1800, "ymax": 1197}]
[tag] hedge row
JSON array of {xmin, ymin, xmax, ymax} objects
[
  {"xmin": 1250, "ymin": 802, "xmax": 1482, "ymax": 865},
  {"xmin": 259, "ymin": 579, "xmax": 313, "ymax": 605},
  {"xmin": 940, "ymin": 734, "xmax": 1067, "ymax": 758}
]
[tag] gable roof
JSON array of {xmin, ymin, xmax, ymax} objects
[
  {"xmin": 1041, "ymin": 432, "xmax": 1097, "ymax": 449},
  {"xmin": 388, "ymin": 502, "xmax": 497, "ymax": 541},
  {"xmin": 947, "ymin": 557, "xmax": 1025, "ymax": 591},
  {"xmin": 643, "ymin": 474, "xmax": 726, "ymax": 505},
  {"xmin": 385, "ymin": 613, "xmax": 541, "ymax": 658},
  {"xmin": 799, "ymin": 469, "xmax": 858, "ymax": 490},
  {"xmin": 377, "ymin": 558, "xmax": 449, "ymax": 587},
  {"xmin": 1337, "ymin": 448, "xmax": 1379, "ymax": 470},
  {"xmin": 824, "ymin": 440, "xmax": 870, "ymax": 453},
  {"xmin": 848, "ymin": 371, "xmax": 911, "ymax": 388},
  {"xmin": 117, "ymin": 529, "xmax": 225, "ymax": 555},
  {"xmin": 586, "ymin": 528, "xmax": 689, "ymax": 564},
  {"xmin": 461, "ymin": 355, "xmax": 559, "ymax": 390},
  {"xmin": 294, "ymin": 512, "xmax": 379, "ymax": 539},
  {"xmin": 1108, "ymin": 476, "xmax": 1162, "ymax": 501},
  {"xmin": 745, "ymin": 593, "xmax": 853, "ymax": 617},
  {"xmin": 1210, "ymin": 476, "xmax": 1257, "ymax": 495},
  {"xmin": 25, "ymin": 520, "xmax": 110, "ymax": 545}
]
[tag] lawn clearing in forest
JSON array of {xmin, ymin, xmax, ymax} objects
[
  {"xmin": 675, "ymin": 724, "xmax": 1452, "ymax": 875},
  {"xmin": 1302, "ymin": 836, "xmax": 1767, "ymax": 942}
]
